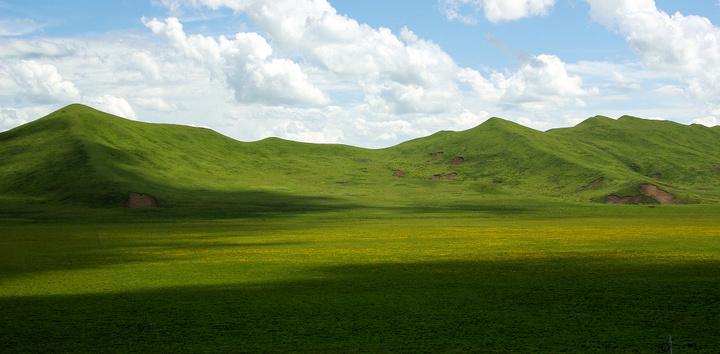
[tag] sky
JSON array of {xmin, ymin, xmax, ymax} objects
[{"xmin": 1, "ymin": 0, "xmax": 719, "ymax": 147}]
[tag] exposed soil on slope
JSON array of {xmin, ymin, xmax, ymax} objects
[
  {"xmin": 607, "ymin": 195, "xmax": 644, "ymax": 204},
  {"xmin": 429, "ymin": 152, "xmax": 444, "ymax": 161},
  {"xmin": 393, "ymin": 170, "xmax": 406, "ymax": 177},
  {"xmin": 125, "ymin": 192, "xmax": 159, "ymax": 208},
  {"xmin": 606, "ymin": 184, "xmax": 675, "ymax": 205},
  {"xmin": 640, "ymin": 184, "xmax": 674, "ymax": 204}
]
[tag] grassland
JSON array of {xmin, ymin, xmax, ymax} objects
[
  {"xmin": 1, "ymin": 105, "xmax": 719, "ymax": 208},
  {"xmin": 1, "ymin": 105, "xmax": 720, "ymax": 352},
  {"xmin": 1, "ymin": 203, "xmax": 719, "ymax": 352}
]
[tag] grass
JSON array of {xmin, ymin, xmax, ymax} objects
[
  {"xmin": 1, "ymin": 204, "xmax": 720, "ymax": 352},
  {"xmin": 1, "ymin": 104, "xmax": 719, "ymax": 208},
  {"xmin": 2, "ymin": 105, "xmax": 720, "ymax": 352}
]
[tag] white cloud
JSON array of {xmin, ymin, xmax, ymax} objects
[
  {"xmin": 0, "ymin": 60, "xmax": 79, "ymax": 103},
  {"xmin": 154, "ymin": 0, "xmax": 589, "ymax": 122},
  {"xmin": 0, "ymin": 18, "xmax": 43, "ymax": 37},
  {"xmin": 142, "ymin": 16, "xmax": 328, "ymax": 105},
  {"xmin": 0, "ymin": 0, "xmax": 600, "ymax": 147},
  {"xmin": 587, "ymin": 0, "xmax": 720, "ymax": 106},
  {"xmin": 9, "ymin": 0, "xmax": 704, "ymax": 148},
  {"xmin": 0, "ymin": 38, "xmax": 77, "ymax": 59},
  {"xmin": 0, "ymin": 105, "xmax": 53, "ymax": 131},
  {"xmin": 691, "ymin": 116, "xmax": 718, "ymax": 127},
  {"xmin": 440, "ymin": 0, "xmax": 556, "ymax": 23},
  {"xmin": 272, "ymin": 120, "xmax": 344, "ymax": 144},
  {"xmin": 133, "ymin": 97, "xmax": 177, "ymax": 112},
  {"xmin": 503, "ymin": 55, "xmax": 587, "ymax": 103},
  {"xmin": 84, "ymin": 95, "xmax": 137, "ymax": 119},
  {"xmin": 653, "ymin": 85, "xmax": 685, "ymax": 97},
  {"xmin": 153, "ymin": 2, "xmax": 463, "ymax": 112},
  {"xmin": 129, "ymin": 52, "xmax": 162, "ymax": 81},
  {"xmin": 459, "ymin": 54, "xmax": 588, "ymax": 110}
]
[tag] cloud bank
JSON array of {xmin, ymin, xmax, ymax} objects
[{"xmin": 0, "ymin": 0, "xmax": 718, "ymax": 147}]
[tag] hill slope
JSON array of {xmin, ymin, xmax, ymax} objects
[{"xmin": 1, "ymin": 104, "xmax": 719, "ymax": 208}]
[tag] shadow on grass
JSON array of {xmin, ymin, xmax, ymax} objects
[
  {"xmin": 0, "ymin": 196, "xmax": 544, "ymax": 225},
  {"xmin": 0, "ymin": 190, "xmax": 364, "ymax": 224},
  {"xmin": 0, "ymin": 236, "xmax": 310, "ymax": 283},
  {"xmin": 1, "ymin": 256, "xmax": 718, "ymax": 352},
  {"xmin": 1, "ymin": 139, "xmax": 549, "ymax": 224}
]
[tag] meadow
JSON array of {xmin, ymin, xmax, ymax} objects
[
  {"xmin": 2, "ymin": 106, "xmax": 720, "ymax": 352},
  {"xmin": 2, "ymin": 201, "xmax": 719, "ymax": 352}
]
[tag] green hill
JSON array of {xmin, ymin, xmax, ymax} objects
[{"xmin": 1, "ymin": 104, "xmax": 719, "ymax": 208}]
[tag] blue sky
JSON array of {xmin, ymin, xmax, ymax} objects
[{"xmin": 1, "ymin": 0, "xmax": 719, "ymax": 147}]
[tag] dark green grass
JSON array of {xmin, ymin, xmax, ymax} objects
[
  {"xmin": 3, "ymin": 258, "xmax": 719, "ymax": 352},
  {"xmin": 1, "ymin": 205, "xmax": 719, "ymax": 352}
]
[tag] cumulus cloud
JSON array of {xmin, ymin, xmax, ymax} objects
[
  {"xmin": 152, "ymin": 0, "xmax": 588, "ymax": 122},
  {"xmin": 133, "ymin": 97, "xmax": 177, "ymax": 112},
  {"xmin": 459, "ymin": 54, "xmax": 588, "ymax": 110},
  {"xmin": 440, "ymin": 0, "xmax": 556, "ymax": 23},
  {"xmin": 152, "ymin": 1, "xmax": 465, "ymax": 113},
  {"xmin": 0, "ymin": 105, "xmax": 53, "ymax": 131},
  {"xmin": 0, "ymin": 38, "xmax": 78, "ymax": 59},
  {"xmin": 129, "ymin": 52, "xmax": 162, "ymax": 81},
  {"xmin": 84, "ymin": 95, "xmax": 137, "ymax": 119},
  {"xmin": 1, "ymin": 0, "xmax": 668, "ymax": 147},
  {"xmin": 273, "ymin": 120, "xmax": 344, "ymax": 144},
  {"xmin": 0, "ymin": 60, "xmax": 79, "ymax": 103},
  {"xmin": 142, "ymin": 16, "xmax": 328, "ymax": 105},
  {"xmin": 691, "ymin": 116, "xmax": 718, "ymax": 127},
  {"xmin": 587, "ymin": 0, "xmax": 720, "ymax": 107}
]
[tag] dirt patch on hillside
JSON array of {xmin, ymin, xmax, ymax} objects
[
  {"xmin": 607, "ymin": 195, "xmax": 644, "ymax": 204},
  {"xmin": 640, "ymin": 184, "xmax": 674, "ymax": 204},
  {"xmin": 451, "ymin": 156, "xmax": 465, "ymax": 166},
  {"xmin": 125, "ymin": 192, "xmax": 158, "ymax": 208},
  {"xmin": 432, "ymin": 172, "xmax": 458, "ymax": 181},
  {"xmin": 429, "ymin": 152, "xmax": 444, "ymax": 161},
  {"xmin": 393, "ymin": 170, "xmax": 406, "ymax": 177},
  {"xmin": 606, "ymin": 184, "xmax": 675, "ymax": 205}
]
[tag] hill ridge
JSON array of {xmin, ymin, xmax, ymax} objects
[{"xmin": 1, "ymin": 104, "xmax": 719, "ymax": 207}]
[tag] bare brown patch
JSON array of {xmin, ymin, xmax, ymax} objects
[
  {"xmin": 393, "ymin": 170, "xmax": 406, "ymax": 177},
  {"xmin": 639, "ymin": 184, "xmax": 674, "ymax": 204},
  {"xmin": 606, "ymin": 184, "xmax": 675, "ymax": 205},
  {"xmin": 125, "ymin": 192, "xmax": 158, "ymax": 209},
  {"xmin": 429, "ymin": 152, "xmax": 444, "ymax": 161},
  {"xmin": 432, "ymin": 172, "xmax": 458, "ymax": 181},
  {"xmin": 451, "ymin": 156, "xmax": 465, "ymax": 166},
  {"xmin": 606, "ymin": 195, "xmax": 643, "ymax": 204}
]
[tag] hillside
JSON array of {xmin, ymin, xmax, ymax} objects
[{"xmin": 0, "ymin": 104, "xmax": 719, "ymax": 209}]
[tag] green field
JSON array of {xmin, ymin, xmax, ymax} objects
[
  {"xmin": 1, "ymin": 105, "xmax": 720, "ymax": 352},
  {"xmin": 1, "ymin": 204, "xmax": 719, "ymax": 352}
]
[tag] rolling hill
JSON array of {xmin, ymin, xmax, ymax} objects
[{"xmin": 1, "ymin": 104, "xmax": 719, "ymax": 209}]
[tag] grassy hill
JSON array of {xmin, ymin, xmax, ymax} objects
[
  {"xmin": 1, "ymin": 104, "xmax": 719, "ymax": 209},
  {"xmin": 3, "ymin": 104, "xmax": 720, "ymax": 352}
]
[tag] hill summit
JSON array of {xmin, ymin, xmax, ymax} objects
[{"xmin": 1, "ymin": 104, "xmax": 719, "ymax": 208}]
